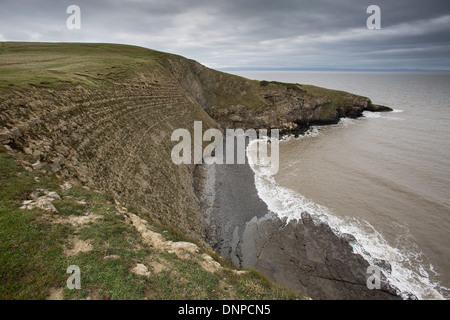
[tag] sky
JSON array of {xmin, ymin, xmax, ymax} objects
[{"xmin": 0, "ymin": 0, "xmax": 449, "ymax": 70}]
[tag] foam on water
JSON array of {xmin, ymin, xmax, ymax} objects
[
  {"xmin": 280, "ymin": 119, "xmax": 354, "ymax": 142},
  {"xmin": 364, "ymin": 110, "xmax": 405, "ymax": 121},
  {"xmin": 338, "ymin": 117, "xmax": 357, "ymax": 126},
  {"xmin": 247, "ymin": 128, "xmax": 448, "ymax": 300},
  {"xmin": 280, "ymin": 126, "xmax": 320, "ymax": 142},
  {"xmin": 363, "ymin": 111, "xmax": 382, "ymax": 118}
]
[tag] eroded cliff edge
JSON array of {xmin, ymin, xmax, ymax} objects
[
  {"xmin": 1, "ymin": 42, "xmax": 396, "ymax": 299},
  {"xmin": 0, "ymin": 42, "xmax": 390, "ymax": 242},
  {"xmin": 0, "ymin": 43, "xmax": 219, "ymax": 242},
  {"xmin": 162, "ymin": 54, "xmax": 392, "ymax": 133}
]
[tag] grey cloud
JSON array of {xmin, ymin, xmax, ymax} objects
[{"xmin": 0, "ymin": 0, "xmax": 449, "ymax": 70}]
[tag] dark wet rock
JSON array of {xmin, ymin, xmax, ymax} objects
[
  {"xmin": 372, "ymin": 257, "xmax": 393, "ymax": 274},
  {"xmin": 238, "ymin": 215, "xmax": 401, "ymax": 300},
  {"xmin": 365, "ymin": 104, "xmax": 393, "ymax": 112},
  {"xmin": 341, "ymin": 233, "xmax": 357, "ymax": 245}
]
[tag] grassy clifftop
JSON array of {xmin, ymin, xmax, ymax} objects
[
  {"xmin": 0, "ymin": 145, "xmax": 306, "ymax": 300},
  {"xmin": 0, "ymin": 42, "xmax": 387, "ymax": 299},
  {"xmin": 0, "ymin": 42, "xmax": 220, "ymax": 242},
  {"xmin": 0, "ymin": 42, "xmax": 169, "ymax": 91},
  {"xmin": 0, "ymin": 42, "xmax": 383, "ymax": 131}
]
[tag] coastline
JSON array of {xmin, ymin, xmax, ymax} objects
[{"xmin": 195, "ymin": 141, "xmax": 404, "ymax": 300}]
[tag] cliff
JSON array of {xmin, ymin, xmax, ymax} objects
[
  {"xmin": 161, "ymin": 54, "xmax": 391, "ymax": 132},
  {"xmin": 0, "ymin": 42, "xmax": 393, "ymax": 299},
  {"xmin": 0, "ymin": 42, "xmax": 390, "ymax": 242},
  {"xmin": 0, "ymin": 42, "xmax": 219, "ymax": 242}
]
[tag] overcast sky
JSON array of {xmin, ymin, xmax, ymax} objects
[{"xmin": 0, "ymin": 0, "xmax": 449, "ymax": 70}]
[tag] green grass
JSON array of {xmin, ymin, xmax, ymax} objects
[
  {"xmin": 225, "ymin": 268, "xmax": 302, "ymax": 300},
  {"xmin": 300, "ymin": 84, "xmax": 363, "ymax": 119},
  {"xmin": 149, "ymin": 254, "xmax": 221, "ymax": 299},
  {"xmin": 0, "ymin": 42, "xmax": 171, "ymax": 92},
  {"xmin": 0, "ymin": 146, "xmax": 308, "ymax": 300},
  {"xmin": 0, "ymin": 148, "xmax": 68, "ymax": 299}
]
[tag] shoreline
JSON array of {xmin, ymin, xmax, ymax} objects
[{"xmin": 195, "ymin": 141, "xmax": 405, "ymax": 300}]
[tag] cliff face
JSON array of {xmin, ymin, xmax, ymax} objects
[
  {"xmin": 0, "ymin": 42, "xmax": 390, "ymax": 242},
  {"xmin": 0, "ymin": 43, "xmax": 219, "ymax": 241},
  {"xmin": 162, "ymin": 55, "xmax": 391, "ymax": 132}
]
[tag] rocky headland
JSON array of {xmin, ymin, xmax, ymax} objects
[{"xmin": 0, "ymin": 42, "xmax": 395, "ymax": 299}]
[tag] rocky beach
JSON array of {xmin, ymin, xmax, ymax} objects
[{"xmin": 195, "ymin": 142, "xmax": 403, "ymax": 300}]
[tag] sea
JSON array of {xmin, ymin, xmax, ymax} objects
[{"xmin": 232, "ymin": 71, "xmax": 450, "ymax": 300}]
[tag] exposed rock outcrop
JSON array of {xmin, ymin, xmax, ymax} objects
[
  {"xmin": 162, "ymin": 56, "xmax": 392, "ymax": 132},
  {"xmin": 239, "ymin": 213, "xmax": 400, "ymax": 300},
  {"xmin": 0, "ymin": 42, "xmax": 392, "ymax": 243}
]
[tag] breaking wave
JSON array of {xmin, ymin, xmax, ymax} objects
[{"xmin": 246, "ymin": 128, "xmax": 448, "ymax": 300}]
